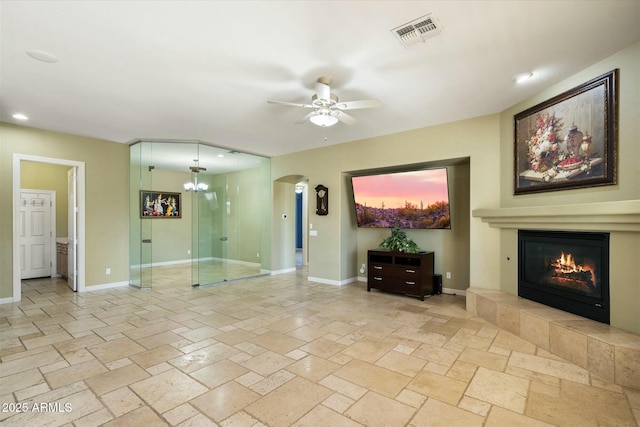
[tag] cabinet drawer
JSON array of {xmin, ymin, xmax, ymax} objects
[
  {"xmin": 395, "ymin": 267, "xmax": 421, "ymax": 281},
  {"xmin": 369, "ymin": 275, "xmax": 403, "ymax": 293},
  {"xmin": 369, "ymin": 265, "xmax": 420, "ymax": 279},
  {"xmin": 371, "ymin": 274, "xmax": 420, "ymax": 292},
  {"xmin": 369, "ymin": 263, "xmax": 390, "ymax": 272}
]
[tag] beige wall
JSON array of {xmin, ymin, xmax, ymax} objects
[
  {"xmin": 2, "ymin": 41, "xmax": 636, "ymax": 335},
  {"xmin": 272, "ymin": 181, "xmax": 297, "ymax": 271},
  {"xmin": 1, "ymin": 123, "xmax": 130, "ymax": 297},
  {"xmin": 20, "ymin": 162, "xmax": 71, "ymax": 238},
  {"xmin": 130, "ymin": 156, "xmax": 271, "ymax": 269},
  {"xmin": 499, "ymin": 43, "xmax": 640, "ymax": 207},
  {"xmin": 497, "ymin": 42, "xmax": 640, "ymax": 333},
  {"xmin": 145, "ymin": 169, "xmax": 193, "ymax": 264},
  {"xmin": 272, "ymin": 114, "xmax": 501, "ymax": 289}
]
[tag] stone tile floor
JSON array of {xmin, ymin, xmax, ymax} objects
[{"xmin": 1, "ymin": 269, "xmax": 639, "ymax": 426}]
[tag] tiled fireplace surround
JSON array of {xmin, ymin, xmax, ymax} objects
[{"xmin": 471, "ymin": 200, "xmax": 640, "ymax": 390}]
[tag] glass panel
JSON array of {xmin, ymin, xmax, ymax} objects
[
  {"xmin": 197, "ymin": 145, "xmax": 231, "ymax": 285},
  {"xmin": 129, "ymin": 143, "xmax": 142, "ymax": 287},
  {"xmin": 129, "ymin": 141, "xmax": 153, "ymax": 288},
  {"xmin": 130, "ymin": 140, "xmax": 270, "ymax": 289},
  {"xmin": 195, "ymin": 147, "xmax": 270, "ymax": 285},
  {"xmin": 149, "ymin": 142, "xmax": 198, "ymax": 288},
  {"xmin": 140, "ymin": 142, "xmax": 154, "ymax": 289},
  {"xmin": 190, "ymin": 163, "xmax": 200, "ymax": 287},
  {"xmin": 235, "ymin": 152, "xmax": 270, "ymax": 280}
]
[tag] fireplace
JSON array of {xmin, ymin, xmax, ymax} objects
[{"xmin": 518, "ymin": 230, "xmax": 610, "ymax": 324}]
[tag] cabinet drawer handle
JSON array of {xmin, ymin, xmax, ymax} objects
[
  {"xmin": 405, "ymin": 281, "xmax": 416, "ymax": 285},
  {"xmin": 374, "ymin": 266, "xmax": 382, "ymax": 270},
  {"xmin": 374, "ymin": 277, "xmax": 383, "ymax": 281},
  {"xmin": 406, "ymin": 269, "xmax": 416, "ymax": 273}
]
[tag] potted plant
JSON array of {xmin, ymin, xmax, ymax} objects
[{"xmin": 379, "ymin": 227, "xmax": 421, "ymax": 253}]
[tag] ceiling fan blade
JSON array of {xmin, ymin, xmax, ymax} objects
[
  {"xmin": 315, "ymin": 81, "xmax": 331, "ymax": 102},
  {"xmin": 335, "ymin": 110, "xmax": 357, "ymax": 125},
  {"xmin": 294, "ymin": 112, "xmax": 314, "ymax": 124},
  {"xmin": 267, "ymin": 100, "xmax": 314, "ymax": 108},
  {"xmin": 335, "ymin": 99, "xmax": 382, "ymax": 110}
]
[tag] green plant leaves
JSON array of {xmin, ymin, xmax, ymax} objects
[{"xmin": 379, "ymin": 227, "xmax": 421, "ymax": 253}]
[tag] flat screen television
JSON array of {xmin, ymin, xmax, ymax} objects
[{"xmin": 351, "ymin": 168, "xmax": 451, "ymax": 229}]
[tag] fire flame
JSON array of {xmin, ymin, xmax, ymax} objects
[{"xmin": 554, "ymin": 252, "xmax": 595, "ymax": 284}]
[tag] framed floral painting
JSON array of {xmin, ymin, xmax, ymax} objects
[{"xmin": 514, "ymin": 69, "xmax": 617, "ymax": 195}]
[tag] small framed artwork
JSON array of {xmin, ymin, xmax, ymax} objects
[
  {"xmin": 514, "ymin": 69, "xmax": 618, "ymax": 195},
  {"xmin": 140, "ymin": 191, "xmax": 181, "ymax": 218}
]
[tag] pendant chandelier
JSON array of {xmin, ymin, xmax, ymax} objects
[{"xmin": 184, "ymin": 160, "xmax": 208, "ymax": 192}]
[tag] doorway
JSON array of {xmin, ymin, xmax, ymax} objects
[
  {"xmin": 19, "ymin": 190, "xmax": 55, "ymax": 279},
  {"xmin": 295, "ymin": 182, "xmax": 308, "ymax": 267},
  {"xmin": 12, "ymin": 154, "xmax": 85, "ymax": 302}
]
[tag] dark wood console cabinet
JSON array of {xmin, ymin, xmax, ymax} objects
[{"xmin": 367, "ymin": 250, "xmax": 434, "ymax": 301}]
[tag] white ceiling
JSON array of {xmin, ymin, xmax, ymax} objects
[{"xmin": 2, "ymin": 1, "xmax": 639, "ymax": 158}]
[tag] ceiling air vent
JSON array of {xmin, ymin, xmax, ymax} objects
[{"xmin": 391, "ymin": 14, "xmax": 442, "ymax": 48}]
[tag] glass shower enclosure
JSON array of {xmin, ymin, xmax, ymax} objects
[{"xmin": 129, "ymin": 141, "xmax": 270, "ymax": 289}]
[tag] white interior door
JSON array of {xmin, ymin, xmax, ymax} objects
[
  {"xmin": 68, "ymin": 167, "xmax": 78, "ymax": 291},
  {"xmin": 20, "ymin": 191, "xmax": 53, "ymax": 279}
]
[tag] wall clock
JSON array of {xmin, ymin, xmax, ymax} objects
[{"xmin": 315, "ymin": 185, "xmax": 328, "ymax": 215}]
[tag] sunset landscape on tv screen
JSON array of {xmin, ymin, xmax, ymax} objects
[{"xmin": 352, "ymin": 168, "xmax": 451, "ymax": 229}]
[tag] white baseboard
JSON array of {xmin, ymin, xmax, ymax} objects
[
  {"xmin": 308, "ymin": 276, "xmax": 358, "ymax": 286},
  {"xmin": 0, "ymin": 296, "xmax": 16, "ymax": 304},
  {"xmin": 130, "ymin": 258, "xmax": 198, "ymax": 269},
  {"xmin": 132, "ymin": 257, "xmax": 261, "ymax": 269},
  {"xmin": 83, "ymin": 281, "xmax": 129, "ymax": 292},
  {"xmin": 271, "ymin": 268, "xmax": 296, "ymax": 275}
]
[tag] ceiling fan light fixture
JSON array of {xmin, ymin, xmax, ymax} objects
[{"xmin": 310, "ymin": 111, "xmax": 338, "ymax": 127}]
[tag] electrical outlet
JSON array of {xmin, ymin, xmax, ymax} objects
[
  {"xmin": 187, "ymin": 249, "xmax": 191, "ymax": 255},
  {"xmin": 446, "ymin": 272, "xmax": 451, "ymax": 279},
  {"xmin": 256, "ymin": 252, "xmax": 260, "ymax": 258},
  {"xmin": 106, "ymin": 268, "xmax": 111, "ymax": 275}
]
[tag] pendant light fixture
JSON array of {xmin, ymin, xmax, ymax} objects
[{"xmin": 184, "ymin": 160, "xmax": 208, "ymax": 192}]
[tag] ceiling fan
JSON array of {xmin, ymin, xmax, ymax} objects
[{"xmin": 267, "ymin": 76, "xmax": 381, "ymax": 127}]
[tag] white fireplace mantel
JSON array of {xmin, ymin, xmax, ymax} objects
[{"xmin": 472, "ymin": 199, "xmax": 640, "ymax": 232}]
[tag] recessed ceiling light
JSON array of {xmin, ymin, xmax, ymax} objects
[
  {"xmin": 513, "ymin": 72, "xmax": 533, "ymax": 84},
  {"xmin": 217, "ymin": 154, "xmax": 225, "ymax": 158},
  {"xmin": 12, "ymin": 113, "xmax": 29, "ymax": 120},
  {"xmin": 26, "ymin": 49, "xmax": 58, "ymax": 63}
]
